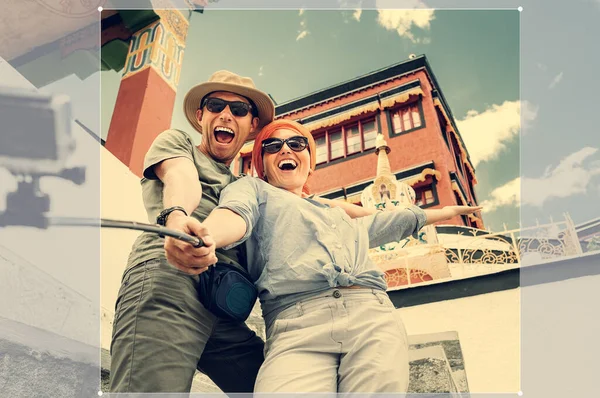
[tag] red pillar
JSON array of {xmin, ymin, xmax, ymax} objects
[{"xmin": 105, "ymin": 9, "xmax": 188, "ymax": 176}]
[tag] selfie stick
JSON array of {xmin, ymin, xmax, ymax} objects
[{"xmin": 48, "ymin": 217, "xmax": 205, "ymax": 247}]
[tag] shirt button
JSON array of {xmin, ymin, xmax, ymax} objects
[
  {"xmin": 333, "ymin": 290, "xmax": 342, "ymax": 299},
  {"xmin": 331, "ymin": 224, "xmax": 337, "ymax": 229},
  {"xmin": 336, "ymin": 243, "xmax": 343, "ymax": 249}
]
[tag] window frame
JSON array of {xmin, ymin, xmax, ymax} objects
[
  {"xmin": 313, "ymin": 115, "xmax": 380, "ymax": 168},
  {"xmin": 240, "ymin": 154, "xmax": 256, "ymax": 176},
  {"xmin": 386, "ymin": 97, "xmax": 426, "ymax": 138},
  {"xmin": 328, "ymin": 128, "xmax": 345, "ymax": 161},
  {"xmin": 344, "ymin": 123, "xmax": 362, "ymax": 156},
  {"xmin": 413, "ymin": 180, "xmax": 440, "ymax": 209}
]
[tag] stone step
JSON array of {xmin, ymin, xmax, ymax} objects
[
  {"xmin": 408, "ymin": 345, "xmax": 460, "ymax": 395},
  {"xmin": 408, "ymin": 331, "xmax": 470, "ymax": 394}
]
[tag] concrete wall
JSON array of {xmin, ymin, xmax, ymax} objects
[
  {"xmin": 398, "ymin": 288, "xmax": 520, "ymax": 393},
  {"xmin": 100, "ymin": 146, "xmax": 147, "ymax": 350},
  {"xmin": 98, "ymin": 147, "xmax": 520, "ymax": 392},
  {"xmin": 0, "ymin": 318, "xmax": 99, "ymax": 397}
]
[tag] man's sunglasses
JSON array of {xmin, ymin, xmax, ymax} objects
[
  {"xmin": 262, "ymin": 136, "xmax": 309, "ymax": 154},
  {"xmin": 201, "ymin": 97, "xmax": 255, "ymax": 117}
]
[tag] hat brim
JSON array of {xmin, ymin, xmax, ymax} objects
[{"xmin": 183, "ymin": 82, "xmax": 275, "ymax": 141}]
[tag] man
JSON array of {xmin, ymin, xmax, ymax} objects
[{"xmin": 109, "ymin": 70, "xmax": 275, "ymax": 393}]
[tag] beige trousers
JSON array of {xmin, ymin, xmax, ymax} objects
[{"xmin": 256, "ymin": 288, "xmax": 409, "ymax": 393}]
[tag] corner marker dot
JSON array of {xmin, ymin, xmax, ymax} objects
[
  {"xmin": 518, "ymin": 6, "xmax": 523, "ymax": 12},
  {"xmin": 518, "ymin": 391, "xmax": 523, "ymax": 396},
  {"xmin": 98, "ymin": 391, "xmax": 103, "ymax": 396},
  {"xmin": 98, "ymin": 6, "xmax": 103, "ymax": 12}
]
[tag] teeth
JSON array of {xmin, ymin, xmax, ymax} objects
[
  {"xmin": 278, "ymin": 159, "xmax": 297, "ymax": 169},
  {"xmin": 215, "ymin": 127, "xmax": 234, "ymax": 134}
]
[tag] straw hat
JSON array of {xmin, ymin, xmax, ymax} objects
[{"xmin": 183, "ymin": 70, "xmax": 275, "ymax": 141}]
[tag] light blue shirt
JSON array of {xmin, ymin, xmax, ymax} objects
[{"xmin": 216, "ymin": 176, "xmax": 427, "ymax": 326}]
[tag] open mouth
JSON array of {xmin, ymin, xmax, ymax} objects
[
  {"xmin": 278, "ymin": 159, "xmax": 298, "ymax": 171},
  {"xmin": 214, "ymin": 126, "xmax": 235, "ymax": 144}
]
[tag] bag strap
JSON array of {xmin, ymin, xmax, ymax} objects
[
  {"xmin": 206, "ymin": 265, "xmax": 215, "ymax": 308},
  {"xmin": 215, "ymin": 261, "xmax": 252, "ymax": 279}
]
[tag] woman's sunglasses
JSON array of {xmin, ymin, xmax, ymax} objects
[
  {"xmin": 262, "ymin": 136, "xmax": 309, "ymax": 154},
  {"xmin": 201, "ymin": 97, "xmax": 255, "ymax": 117}
]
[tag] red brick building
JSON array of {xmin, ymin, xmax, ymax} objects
[{"xmin": 238, "ymin": 55, "xmax": 483, "ymax": 228}]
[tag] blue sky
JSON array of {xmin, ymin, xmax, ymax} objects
[
  {"xmin": 103, "ymin": 8, "xmax": 524, "ymax": 231},
  {"xmin": 100, "ymin": 2, "xmax": 600, "ymax": 233}
]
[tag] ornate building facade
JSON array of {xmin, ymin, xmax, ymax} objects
[{"xmin": 237, "ymin": 54, "xmax": 483, "ymax": 229}]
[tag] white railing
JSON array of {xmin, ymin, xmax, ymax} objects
[{"xmin": 376, "ymin": 213, "xmax": 586, "ymax": 290}]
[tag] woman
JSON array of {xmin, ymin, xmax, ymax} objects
[{"xmin": 199, "ymin": 119, "xmax": 481, "ymax": 392}]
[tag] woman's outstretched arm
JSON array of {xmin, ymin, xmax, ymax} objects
[{"xmin": 202, "ymin": 208, "xmax": 248, "ymax": 249}]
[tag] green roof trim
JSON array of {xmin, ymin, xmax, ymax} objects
[
  {"xmin": 100, "ymin": 39, "xmax": 130, "ymax": 72},
  {"xmin": 119, "ymin": 8, "xmax": 160, "ymax": 33}
]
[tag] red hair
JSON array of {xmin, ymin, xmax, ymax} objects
[{"xmin": 251, "ymin": 119, "xmax": 316, "ymax": 194}]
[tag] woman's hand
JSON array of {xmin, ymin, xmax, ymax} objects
[
  {"xmin": 424, "ymin": 205, "xmax": 483, "ymax": 226},
  {"xmin": 445, "ymin": 205, "xmax": 483, "ymax": 217}
]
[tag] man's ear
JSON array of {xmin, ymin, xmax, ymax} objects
[
  {"xmin": 250, "ymin": 117, "xmax": 260, "ymax": 134},
  {"xmin": 196, "ymin": 109, "xmax": 203, "ymax": 122}
]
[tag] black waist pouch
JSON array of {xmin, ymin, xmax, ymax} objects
[{"xmin": 198, "ymin": 262, "xmax": 258, "ymax": 322}]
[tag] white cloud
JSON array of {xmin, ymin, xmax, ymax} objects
[
  {"xmin": 548, "ymin": 71, "xmax": 563, "ymax": 89},
  {"xmin": 296, "ymin": 30, "xmax": 309, "ymax": 41},
  {"xmin": 456, "ymin": 100, "xmax": 538, "ymax": 167},
  {"xmin": 258, "ymin": 66, "xmax": 264, "ymax": 77},
  {"xmin": 525, "ymin": 148, "xmax": 600, "ymax": 207},
  {"xmin": 481, "ymin": 147, "xmax": 600, "ymax": 212},
  {"xmin": 481, "ymin": 177, "xmax": 520, "ymax": 214},
  {"xmin": 375, "ymin": 0, "xmax": 435, "ymax": 43},
  {"xmin": 353, "ymin": 9, "xmax": 362, "ymax": 21}
]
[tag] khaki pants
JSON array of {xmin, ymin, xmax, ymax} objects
[
  {"xmin": 109, "ymin": 259, "xmax": 264, "ymax": 393},
  {"xmin": 256, "ymin": 288, "xmax": 409, "ymax": 393}
]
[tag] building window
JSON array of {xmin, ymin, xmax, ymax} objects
[
  {"xmin": 363, "ymin": 119, "xmax": 377, "ymax": 150},
  {"xmin": 314, "ymin": 117, "xmax": 379, "ymax": 165},
  {"xmin": 465, "ymin": 167, "xmax": 477, "ymax": 203},
  {"xmin": 345, "ymin": 124, "xmax": 361, "ymax": 155},
  {"xmin": 449, "ymin": 133, "xmax": 466, "ymax": 178},
  {"xmin": 391, "ymin": 102, "xmax": 422, "ymax": 134},
  {"xmin": 315, "ymin": 136, "xmax": 327, "ymax": 164},
  {"xmin": 453, "ymin": 191, "xmax": 469, "ymax": 226},
  {"xmin": 414, "ymin": 186, "xmax": 436, "ymax": 206},
  {"xmin": 455, "ymin": 152, "xmax": 464, "ymax": 175},
  {"xmin": 240, "ymin": 155, "xmax": 248, "ymax": 174},
  {"xmin": 329, "ymin": 130, "xmax": 344, "ymax": 160},
  {"xmin": 240, "ymin": 155, "xmax": 257, "ymax": 176},
  {"xmin": 424, "ymin": 189, "xmax": 434, "ymax": 204},
  {"xmin": 436, "ymin": 107, "xmax": 450, "ymax": 150}
]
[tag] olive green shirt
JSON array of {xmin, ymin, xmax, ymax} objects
[{"xmin": 126, "ymin": 129, "xmax": 246, "ymax": 271}]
